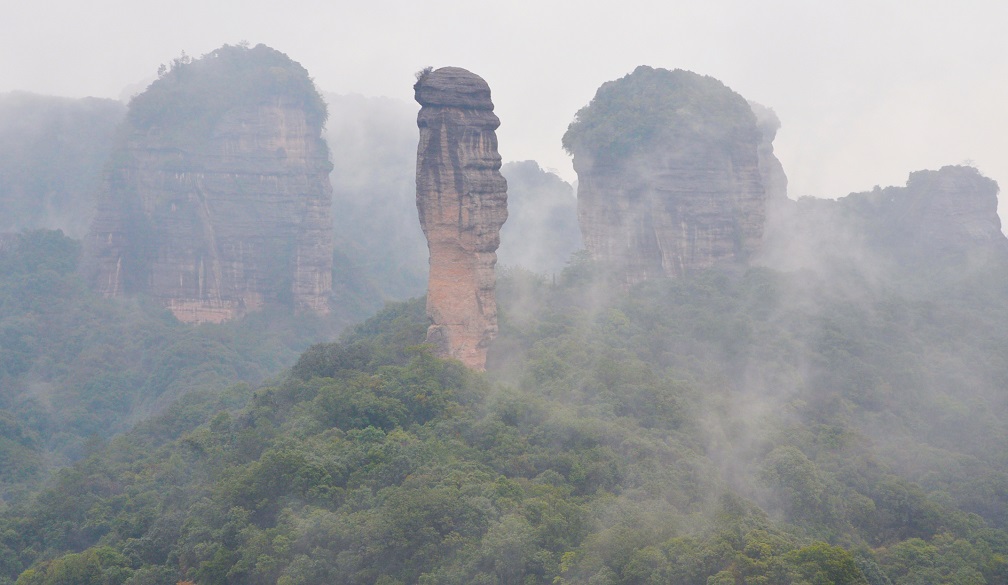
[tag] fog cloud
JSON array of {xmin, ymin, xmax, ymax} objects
[{"xmin": 2, "ymin": 1, "xmax": 1004, "ymax": 226}]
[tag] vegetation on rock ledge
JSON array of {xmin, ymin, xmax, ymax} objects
[
  {"xmin": 562, "ymin": 65, "xmax": 758, "ymax": 165},
  {"xmin": 126, "ymin": 44, "xmax": 328, "ymax": 144}
]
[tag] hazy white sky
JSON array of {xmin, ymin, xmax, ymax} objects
[{"xmin": 4, "ymin": 0, "xmax": 1007, "ymax": 207}]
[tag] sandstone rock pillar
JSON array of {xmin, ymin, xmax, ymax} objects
[{"xmin": 414, "ymin": 67, "xmax": 508, "ymax": 370}]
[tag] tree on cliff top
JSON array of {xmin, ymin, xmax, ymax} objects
[
  {"xmin": 126, "ymin": 43, "xmax": 327, "ymax": 142},
  {"xmin": 562, "ymin": 65, "xmax": 758, "ymax": 164}
]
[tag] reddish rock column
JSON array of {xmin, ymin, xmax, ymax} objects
[{"xmin": 414, "ymin": 67, "xmax": 508, "ymax": 370}]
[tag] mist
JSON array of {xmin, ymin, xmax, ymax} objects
[
  {"xmin": 0, "ymin": 92, "xmax": 124, "ymax": 237},
  {"xmin": 1, "ymin": 17, "xmax": 1007, "ymax": 582},
  {"xmin": 4, "ymin": 1, "xmax": 1006, "ymax": 229},
  {"xmin": 321, "ymin": 93, "xmax": 584, "ymax": 301},
  {"xmin": 324, "ymin": 92, "xmax": 427, "ymax": 300}
]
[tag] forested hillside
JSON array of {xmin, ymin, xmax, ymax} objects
[
  {"xmin": 0, "ymin": 231, "xmax": 362, "ymax": 503},
  {"xmin": 3, "ymin": 248, "xmax": 1007, "ymax": 584}
]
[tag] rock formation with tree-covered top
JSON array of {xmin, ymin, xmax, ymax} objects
[
  {"xmin": 414, "ymin": 67, "xmax": 508, "ymax": 370},
  {"xmin": 564, "ymin": 66, "xmax": 774, "ymax": 284},
  {"xmin": 84, "ymin": 44, "xmax": 334, "ymax": 323},
  {"xmin": 760, "ymin": 165, "xmax": 1007, "ymax": 274}
]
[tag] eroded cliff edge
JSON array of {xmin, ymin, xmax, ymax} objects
[
  {"xmin": 85, "ymin": 44, "xmax": 333, "ymax": 323},
  {"xmin": 415, "ymin": 67, "xmax": 508, "ymax": 370},
  {"xmin": 761, "ymin": 165, "xmax": 1007, "ymax": 276},
  {"xmin": 563, "ymin": 66, "xmax": 774, "ymax": 284}
]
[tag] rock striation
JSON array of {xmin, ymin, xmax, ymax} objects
[
  {"xmin": 563, "ymin": 66, "xmax": 774, "ymax": 284},
  {"xmin": 414, "ymin": 67, "xmax": 508, "ymax": 370},
  {"xmin": 85, "ymin": 44, "xmax": 333, "ymax": 323}
]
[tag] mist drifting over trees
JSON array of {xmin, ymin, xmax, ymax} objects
[
  {"xmin": 0, "ymin": 94, "xmax": 124, "ymax": 237},
  {"xmin": 1, "ymin": 38, "xmax": 1008, "ymax": 585}
]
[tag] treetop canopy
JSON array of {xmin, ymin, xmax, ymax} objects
[
  {"xmin": 126, "ymin": 43, "xmax": 328, "ymax": 142},
  {"xmin": 562, "ymin": 65, "xmax": 758, "ymax": 164}
]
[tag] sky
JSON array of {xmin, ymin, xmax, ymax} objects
[{"xmin": 4, "ymin": 0, "xmax": 1007, "ymax": 209}]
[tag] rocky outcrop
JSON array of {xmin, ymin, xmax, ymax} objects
[
  {"xmin": 880, "ymin": 166, "xmax": 1004, "ymax": 257},
  {"xmin": 85, "ymin": 44, "xmax": 333, "ymax": 323},
  {"xmin": 749, "ymin": 102, "xmax": 789, "ymax": 205},
  {"xmin": 414, "ymin": 67, "xmax": 508, "ymax": 370},
  {"xmin": 761, "ymin": 165, "xmax": 1005, "ymax": 274},
  {"xmin": 563, "ymin": 66, "xmax": 772, "ymax": 284}
]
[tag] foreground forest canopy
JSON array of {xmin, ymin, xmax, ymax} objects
[{"xmin": 3, "ymin": 231, "xmax": 1008, "ymax": 583}]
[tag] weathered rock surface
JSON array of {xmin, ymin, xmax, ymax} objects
[
  {"xmin": 415, "ymin": 67, "xmax": 508, "ymax": 370},
  {"xmin": 879, "ymin": 166, "xmax": 1004, "ymax": 257},
  {"xmin": 749, "ymin": 101, "xmax": 789, "ymax": 205},
  {"xmin": 563, "ymin": 66, "xmax": 773, "ymax": 284},
  {"xmin": 760, "ymin": 165, "xmax": 1006, "ymax": 274},
  {"xmin": 85, "ymin": 44, "xmax": 333, "ymax": 323}
]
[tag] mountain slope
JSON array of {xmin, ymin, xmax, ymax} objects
[{"xmin": 3, "ymin": 256, "xmax": 1008, "ymax": 584}]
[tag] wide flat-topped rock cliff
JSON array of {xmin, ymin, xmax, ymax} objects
[
  {"xmin": 761, "ymin": 165, "xmax": 1006, "ymax": 275},
  {"xmin": 563, "ymin": 66, "xmax": 775, "ymax": 284},
  {"xmin": 873, "ymin": 166, "xmax": 1004, "ymax": 257},
  {"xmin": 414, "ymin": 67, "xmax": 508, "ymax": 370},
  {"xmin": 85, "ymin": 44, "xmax": 333, "ymax": 323}
]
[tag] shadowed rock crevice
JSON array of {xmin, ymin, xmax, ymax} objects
[{"xmin": 415, "ymin": 67, "xmax": 508, "ymax": 370}]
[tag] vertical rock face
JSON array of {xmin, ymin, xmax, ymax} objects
[
  {"xmin": 85, "ymin": 44, "xmax": 333, "ymax": 323},
  {"xmin": 761, "ymin": 165, "xmax": 1006, "ymax": 274},
  {"xmin": 890, "ymin": 166, "xmax": 1004, "ymax": 255},
  {"xmin": 749, "ymin": 101, "xmax": 789, "ymax": 205},
  {"xmin": 563, "ymin": 66, "xmax": 772, "ymax": 284},
  {"xmin": 414, "ymin": 67, "xmax": 508, "ymax": 370}
]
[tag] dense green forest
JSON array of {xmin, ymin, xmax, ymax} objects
[
  {"xmin": 0, "ymin": 231, "xmax": 358, "ymax": 504},
  {"xmin": 2, "ymin": 227, "xmax": 1007, "ymax": 584}
]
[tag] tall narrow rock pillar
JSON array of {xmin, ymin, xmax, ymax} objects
[{"xmin": 414, "ymin": 67, "xmax": 508, "ymax": 370}]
